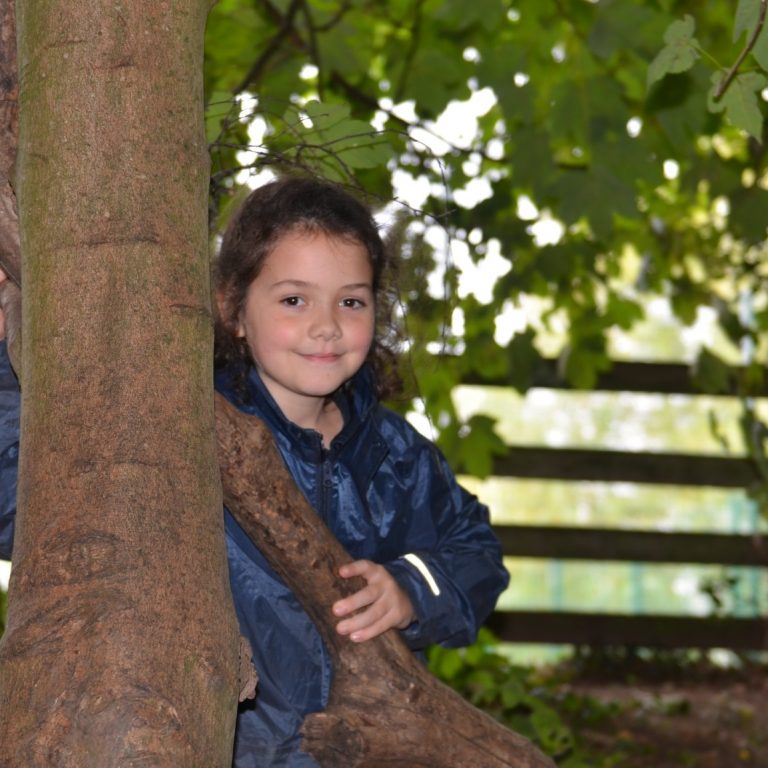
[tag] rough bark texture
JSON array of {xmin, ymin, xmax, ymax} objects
[
  {"xmin": 215, "ymin": 394, "xmax": 556, "ymax": 768},
  {"xmin": 0, "ymin": 0, "xmax": 21, "ymax": 368},
  {"xmin": 0, "ymin": 2, "xmax": 241, "ymax": 766}
]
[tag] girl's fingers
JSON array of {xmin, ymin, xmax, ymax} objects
[
  {"xmin": 337, "ymin": 602, "xmax": 390, "ymax": 640},
  {"xmin": 333, "ymin": 584, "xmax": 375, "ymax": 618},
  {"xmin": 338, "ymin": 559, "xmax": 374, "ymax": 579}
]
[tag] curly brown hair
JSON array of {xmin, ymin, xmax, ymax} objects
[{"xmin": 213, "ymin": 174, "xmax": 402, "ymax": 402}]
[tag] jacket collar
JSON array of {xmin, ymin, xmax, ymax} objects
[{"xmin": 214, "ymin": 362, "xmax": 385, "ymax": 469}]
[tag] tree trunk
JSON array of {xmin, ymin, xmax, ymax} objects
[
  {"xmin": 215, "ymin": 394, "xmax": 555, "ymax": 768},
  {"xmin": 0, "ymin": 2, "xmax": 240, "ymax": 766}
]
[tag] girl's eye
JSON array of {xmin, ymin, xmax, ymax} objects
[
  {"xmin": 281, "ymin": 296, "xmax": 304, "ymax": 307},
  {"xmin": 341, "ymin": 297, "xmax": 367, "ymax": 309}
]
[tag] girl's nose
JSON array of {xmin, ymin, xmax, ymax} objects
[{"xmin": 309, "ymin": 307, "xmax": 342, "ymax": 340}]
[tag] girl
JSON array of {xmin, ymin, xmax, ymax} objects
[
  {"xmin": 213, "ymin": 175, "xmax": 509, "ymax": 766},
  {"xmin": 0, "ymin": 175, "xmax": 509, "ymax": 766}
]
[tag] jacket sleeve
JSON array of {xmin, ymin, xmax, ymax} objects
[
  {"xmin": 383, "ymin": 437, "xmax": 509, "ymax": 651},
  {"xmin": 0, "ymin": 339, "xmax": 19, "ymax": 562}
]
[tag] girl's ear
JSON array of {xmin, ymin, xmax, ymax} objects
[{"xmin": 216, "ymin": 287, "xmax": 245, "ymax": 338}]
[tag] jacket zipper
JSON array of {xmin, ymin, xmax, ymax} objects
[{"xmin": 318, "ymin": 447, "xmax": 333, "ymax": 523}]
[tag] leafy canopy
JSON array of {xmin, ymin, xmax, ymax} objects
[{"xmin": 203, "ymin": 0, "xmax": 768, "ymax": 473}]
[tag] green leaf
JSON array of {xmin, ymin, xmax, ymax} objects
[
  {"xmin": 734, "ymin": 0, "xmax": 763, "ymax": 41},
  {"xmin": 647, "ymin": 15, "xmax": 700, "ymax": 88},
  {"xmin": 530, "ymin": 704, "xmax": 574, "ymax": 756},
  {"xmin": 753, "ymin": 31, "xmax": 768, "ymax": 71},
  {"xmin": 427, "ymin": 645, "xmax": 465, "ymax": 681},
  {"xmin": 552, "ymin": 165, "xmax": 637, "ymax": 239},
  {"xmin": 500, "ymin": 678, "xmax": 527, "ymax": 709},
  {"xmin": 399, "ymin": 47, "xmax": 472, "ymax": 118},
  {"xmin": 669, "ymin": 277, "xmax": 704, "ymax": 325},
  {"xmin": 692, "ymin": 348, "xmax": 732, "ymax": 395},
  {"xmin": 478, "ymin": 47, "xmax": 534, "ymax": 126},
  {"xmin": 508, "ymin": 126, "xmax": 558, "ymax": 195},
  {"xmin": 558, "ymin": 333, "xmax": 611, "ymax": 390},
  {"xmin": 589, "ymin": 3, "xmax": 667, "ymax": 60},
  {"xmin": 458, "ymin": 414, "xmax": 507, "ymax": 479},
  {"xmin": 742, "ymin": 361, "xmax": 768, "ymax": 397},
  {"xmin": 650, "ymin": 67, "xmax": 715, "ymax": 153},
  {"xmin": 604, "ymin": 293, "xmax": 644, "ymax": 331},
  {"xmin": 729, "ymin": 185, "xmax": 768, "ymax": 243},
  {"xmin": 708, "ymin": 71, "xmax": 767, "ymax": 138},
  {"xmin": 434, "ymin": 0, "xmax": 507, "ymax": 33},
  {"xmin": 506, "ymin": 329, "xmax": 541, "ymax": 393},
  {"xmin": 465, "ymin": 668, "xmax": 499, "ymax": 704},
  {"xmin": 559, "ymin": 755, "xmax": 599, "ymax": 768}
]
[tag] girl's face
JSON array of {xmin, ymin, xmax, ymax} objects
[{"xmin": 236, "ymin": 229, "xmax": 375, "ymax": 422}]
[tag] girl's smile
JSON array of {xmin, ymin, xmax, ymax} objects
[
  {"xmin": 301, "ymin": 353, "xmax": 342, "ymax": 362},
  {"xmin": 236, "ymin": 229, "xmax": 375, "ymax": 435}
]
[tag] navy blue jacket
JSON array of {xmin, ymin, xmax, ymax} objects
[
  {"xmin": 0, "ymin": 342, "xmax": 18, "ymax": 562},
  {"xmin": 0, "ymin": 345, "xmax": 509, "ymax": 766}
]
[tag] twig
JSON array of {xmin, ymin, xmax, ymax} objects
[
  {"xmin": 234, "ymin": 0, "xmax": 304, "ymax": 95},
  {"xmin": 714, "ymin": 0, "xmax": 768, "ymax": 101}
]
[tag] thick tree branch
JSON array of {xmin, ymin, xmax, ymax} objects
[{"xmin": 215, "ymin": 393, "xmax": 555, "ymax": 768}]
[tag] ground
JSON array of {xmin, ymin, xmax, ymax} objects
[{"xmin": 560, "ymin": 654, "xmax": 768, "ymax": 767}]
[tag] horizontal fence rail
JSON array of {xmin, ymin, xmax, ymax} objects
[
  {"xmin": 492, "ymin": 447, "xmax": 761, "ymax": 488},
  {"xmin": 494, "ymin": 525, "xmax": 768, "ymax": 566},
  {"xmin": 462, "ymin": 358, "xmax": 768, "ymax": 397},
  {"xmin": 486, "ymin": 611, "xmax": 768, "ymax": 650}
]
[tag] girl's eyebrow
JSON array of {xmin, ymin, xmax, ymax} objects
[
  {"xmin": 270, "ymin": 279, "xmax": 312, "ymax": 289},
  {"xmin": 270, "ymin": 279, "xmax": 373, "ymax": 291}
]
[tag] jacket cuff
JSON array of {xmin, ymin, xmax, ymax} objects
[{"xmin": 385, "ymin": 553, "xmax": 443, "ymax": 649}]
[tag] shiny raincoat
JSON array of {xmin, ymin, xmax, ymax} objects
[
  {"xmin": 0, "ymin": 345, "xmax": 509, "ymax": 766},
  {"xmin": 0, "ymin": 342, "xmax": 18, "ymax": 561}
]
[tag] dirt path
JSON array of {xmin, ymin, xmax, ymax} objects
[{"xmin": 564, "ymin": 665, "xmax": 768, "ymax": 766}]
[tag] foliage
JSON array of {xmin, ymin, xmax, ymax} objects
[
  {"xmin": 431, "ymin": 633, "xmax": 768, "ymax": 766},
  {"xmin": 427, "ymin": 628, "xmax": 621, "ymax": 766},
  {"xmin": 202, "ymin": 1, "xmax": 768, "ymax": 482}
]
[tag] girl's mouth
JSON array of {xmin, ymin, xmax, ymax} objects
[{"xmin": 302, "ymin": 353, "xmax": 341, "ymax": 362}]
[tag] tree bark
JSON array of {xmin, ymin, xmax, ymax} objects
[
  {"xmin": 0, "ymin": 2, "xmax": 240, "ymax": 766},
  {"xmin": 0, "ymin": 0, "xmax": 19, "ymax": 285},
  {"xmin": 215, "ymin": 394, "xmax": 555, "ymax": 768},
  {"xmin": 0, "ymin": 0, "xmax": 21, "ymax": 368}
]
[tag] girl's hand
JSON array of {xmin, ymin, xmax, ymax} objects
[{"xmin": 333, "ymin": 559, "xmax": 416, "ymax": 643}]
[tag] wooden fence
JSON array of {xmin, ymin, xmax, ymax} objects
[{"xmin": 481, "ymin": 359, "xmax": 768, "ymax": 651}]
